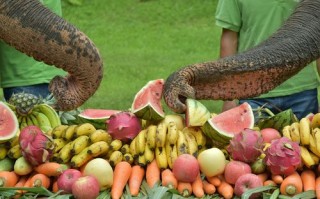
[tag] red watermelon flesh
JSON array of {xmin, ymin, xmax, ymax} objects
[
  {"xmin": 0, "ymin": 102, "xmax": 19, "ymax": 142},
  {"xmin": 78, "ymin": 109, "xmax": 120, "ymax": 119}
]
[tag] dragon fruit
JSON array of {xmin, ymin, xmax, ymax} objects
[
  {"xmin": 19, "ymin": 125, "xmax": 54, "ymax": 166},
  {"xmin": 106, "ymin": 111, "xmax": 142, "ymax": 142},
  {"xmin": 227, "ymin": 128, "xmax": 264, "ymax": 163},
  {"xmin": 264, "ymin": 137, "xmax": 301, "ymax": 176}
]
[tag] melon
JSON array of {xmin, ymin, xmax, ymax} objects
[
  {"xmin": 201, "ymin": 102, "xmax": 254, "ymax": 147},
  {"xmin": 131, "ymin": 79, "xmax": 165, "ymax": 121},
  {"xmin": 0, "ymin": 101, "xmax": 19, "ymax": 143},
  {"xmin": 77, "ymin": 109, "xmax": 120, "ymax": 129},
  {"xmin": 185, "ymin": 98, "xmax": 211, "ymax": 127}
]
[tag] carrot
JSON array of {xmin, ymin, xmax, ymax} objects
[
  {"xmin": 111, "ymin": 161, "xmax": 132, "ymax": 199},
  {"xmin": 29, "ymin": 173, "xmax": 51, "ymax": 188},
  {"xmin": 177, "ymin": 181, "xmax": 192, "ymax": 197},
  {"xmin": 217, "ymin": 176, "xmax": 234, "ymax": 199},
  {"xmin": 0, "ymin": 171, "xmax": 19, "ymax": 187},
  {"xmin": 264, "ymin": 180, "xmax": 277, "ymax": 186},
  {"xmin": 52, "ymin": 179, "xmax": 59, "ymax": 193},
  {"xmin": 202, "ymin": 179, "xmax": 216, "ymax": 195},
  {"xmin": 271, "ymin": 174, "xmax": 284, "ymax": 184},
  {"xmin": 315, "ymin": 176, "xmax": 320, "ymax": 199},
  {"xmin": 192, "ymin": 174, "xmax": 204, "ymax": 198},
  {"xmin": 34, "ymin": 162, "xmax": 68, "ymax": 177},
  {"xmin": 206, "ymin": 175, "xmax": 221, "ymax": 187},
  {"xmin": 257, "ymin": 172, "xmax": 269, "ymax": 183},
  {"xmin": 129, "ymin": 165, "xmax": 145, "ymax": 196},
  {"xmin": 301, "ymin": 169, "xmax": 316, "ymax": 191},
  {"xmin": 146, "ymin": 159, "xmax": 160, "ymax": 188},
  {"xmin": 280, "ymin": 171, "xmax": 303, "ymax": 196},
  {"xmin": 161, "ymin": 169, "xmax": 178, "ymax": 189}
]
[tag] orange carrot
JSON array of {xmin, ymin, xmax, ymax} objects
[
  {"xmin": 34, "ymin": 162, "xmax": 68, "ymax": 177},
  {"xmin": 271, "ymin": 174, "xmax": 284, "ymax": 184},
  {"xmin": 192, "ymin": 174, "xmax": 204, "ymax": 198},
  {"xmin": 0, "ymin": 171, "xmax": 19, "ymax": 187},
  {"xmin": 177, "ymin": 181, "xmax": 192, "ymax": 197},
  {"xmin": 315, "ymin": 176, "xmax": 320, "ymax": 199},
  {"xmin": 161, "ymin": 169, "xmax": 178, "ymax": 189},
  {"xmin": 29, "ymin": 173, "xmax": 51, "ymax": 188},
  {"xmin": 217, "ymin": 176, "xmax": 234, "ymax": 199},
  {"xmin": 264, "ymin": 180, "xmax": 277, "ymax": 186},
  {"xmin": 111, "ymin": 161, "xmax": 132, "ymax": 199},
  {"xmin": 202, "ymin": 179, "xmax": 216, "ymax": 195},
  {"xmin": 52, "ymin": 179, "xmax": 59, "ymax": 193},
  {"xmin": 129, "ymin": 165, "xmax": 145, "ymax": 196},
  {"xmin": 206, "ymin": 175, "xmax": 221, "ymax": 187},
  {"xmin": 257, "ymin": 172, "xmax": 269, "ymax": 183},
  {"xmin": 301, "ymin": 169, "xmax": 316, "ymax": 191},
  {"xmin": 146, "ymin": 159, "xmax": 160, "ymax": 188},
  {"xmin": 280, "ymin": 171, "xmax": 303, "ymax": 196}
]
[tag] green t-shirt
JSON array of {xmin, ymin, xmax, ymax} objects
[
  {"xmin": 215, "ymin": 0, "xmax": 320, "ymax": 98},
  {"xmin": 0, "ymin": 0, "xmax": 66, "ymax": 88}
]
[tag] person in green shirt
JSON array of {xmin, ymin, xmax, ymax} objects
[
  {"xmin": 0, "ymin": 0, "xmax": 66, "ymax": 101},
  {"xmin": 215, "ymin": 0, "xmax": 320, "ymax": 119}
]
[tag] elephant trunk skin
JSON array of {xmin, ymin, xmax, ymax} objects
[
  {"xmin": 0, "ymin": 0, "xmax": 103, "ymax": 111},
  {"xmin": 164, "ymin": 0, "xmax": 320, "ymax": 113}
]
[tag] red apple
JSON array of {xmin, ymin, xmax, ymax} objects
[
  {"xmin": 234, "ymin": 173, "xmax": 263, "ymax": 198},
  {"xmin": 57, "ymin": 169, "xmax": 82, "ymax": 194},
  {"xmin": 224, "ymin": 160, "xmax": 252, "ymax": 184},
  {"xmin": 72, "ymin": 176, "xmax": 100, "ymax": 199},
  {"xmin": 260, "ymin": 128, "xmax": 281, "ymax": 143},
  {"xmin": 172, "ymin": 154, "xmax": 200, "ymax": 183}
]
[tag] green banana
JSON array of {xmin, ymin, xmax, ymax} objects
[
  {"xmin": 36, "ymin": 104, "xmax": 61, "ymax": 128},
  {"xmin": 32, "ymin": 111, "xmax": 52, "ymax": 133}
]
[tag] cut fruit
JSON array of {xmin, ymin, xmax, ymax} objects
[
  {"xmin": 201, "ymin": 102, "xmax": 254, "ymax": 147},
  {"xmin": 0, "ymin": 101, "xmax": 19, "ymax": 143},
  {"xmin": 77, "ymin": 109, "xmax": 121, "ymax": 129},
  {"xmin": 257, "ymin": 109, "xmax": 298, "ymax": 131},
  {"xmin": 131, "ymin": 79, "xmax": 165, "ymax": 122},
  {"xmin": 185, "ymin": 99, "xmax": 211, "ymax": 127}
]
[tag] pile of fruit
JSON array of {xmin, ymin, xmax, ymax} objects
[{"xmin": 1, "ymin": 79, "xmax": 320, "ymax": 199}]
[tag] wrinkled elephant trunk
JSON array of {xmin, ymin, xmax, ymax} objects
[{"xmin": 0, "ymin": 0, "xmax": 103, "ymax": 111}]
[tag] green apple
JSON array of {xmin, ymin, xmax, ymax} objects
[{"xmin": 197, "ymin": 147, "xmax": 226, "ymax": 177}]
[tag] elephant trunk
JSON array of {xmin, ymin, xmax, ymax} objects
[
  {"xmin": 164, "ymin": 0, "xmax": 320, "ymax": 113},
  {"xmin": 0, "ymin": 0, "xmax": 103, "ymax": 111}
]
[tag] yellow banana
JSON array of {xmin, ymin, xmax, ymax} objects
[
  {"xmin": 300, "ymin": 146, "xmax": 316, "ymax": 168},
  {"xmin": 87, "ymin": 141, "xmax": 110, "ymax": 157},
  {"xmin": 310, "ymin": 152, "xmax": 320, "ymax": 165},
  {"xmin": 58, "ymin": 141, "xmax": 73, "ymax": 163},
  {"xmin": 146, "ymin": 124, "xmax": 157, "ymax": 151},
  {"xmin": 183, "ymin": 127, "xmax": 206, "ymax": 150},
  {"xmin": 308, "ymin": 134, "xmax": 320, "ymax": 157},
  {"xmin": 109, "ymin": 150, "xmax": 123, "ymax": 167},
  {"xmin": 176, "ymin": 130, "xmax": 188, "ymax": 156},
  {"xmin": 52, "ymin": 138, "xmax": 68, "ymax": 153},
  {"xmin": 71, "ymin": 135, "xmax": 90, "ymax": 155},
  {"xmin": 123, "ymin": 153, "xmax": 134, "ymax": 164},
  {"xmin": 135, "ymin": 129, "xmax": 147, "ymax": 155},
  {"xmin": 282, "ymin": 125, "xmax": 292, "ymax": 140},
  {"xmin": 156, "ymin": 122, "xmax": 167, "ymax": 150},
  {"xmin": 137, "ymin": 154, "xmax": 147, "ymax": 167},
  {"xmin": 313, "ymin": 128, "xmax": 320, "ymax": 153},
  {"xmin": 165, "ymin": 140, "xmax": 178, "ymax": 169},
  {"xmin": 70, "ymin": 147, "xmax": 93, "ymax": 168},
  {"xmin": 51, "ymin": 125, "xmax": 69, "ymax": 139},
  {"xmin": 185, "ymin": 132, "xmax": 198, "ymax": 157},
  {"xmin": 144, "ymin": 143, "xmax": 155, "ymax": 164},
  {"xmin": 311, "ymin": 113, "xmax": 320, "ymax": 129},
  {"xmin": 8, "ymin": 136, "xmax": 19, "ymax": 148},
  {"xmin": 299, "ymin": 117, "xmax": 311, "ymax": 146},
  {"xmin": 129, "ymin": 138, "xmax": 138, "ymax": 159},
  {"xmin": 155, "ymin": 146, "xmax": 168, "ymax": 170},
  {"xmin": 89, "ymin": 129, "xmax": 112, "ymax": 144},
  {"xmin": 36, "ymin": 104, "xmax": 61, "ymax": 128},
  {"xmin": 32, "ymin": 111, "xmax": 53, "ymax": 133},
  {"xmin": 110, "ymin": 139, "xmax": 122, "ymax": 151},
  {"xmin": 167, "ymin": 121, "xmax": 179, "ymax": 146},
  {"xmin": 73, "ymin": 123, "xmax": 96, "ymax": 139},
  {"xmin": 120, "ymin": 144, "xmax": 130, "ymax": 155},
  {"xmin": 0, "ymin": 144, "xmax": 8, "ymax": 160},
  {"xmin": 62, "ymin": 125, "xmax": 77, "ymax": 141},
  {"xmin": 289, "ymin": 122, "xmax": 300, "ymax": 143},
  {"xmin": 7, "ymin": 145, "xmax": 22, "ymax": 159}
]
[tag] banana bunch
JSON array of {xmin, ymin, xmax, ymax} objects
[
  {"xmin": 281, "ymin": 115, "xmax": 320, "ymax": 168},
  {"xmin": 17, "ymin": 103, "xmax": 61, "ymax": 133}
]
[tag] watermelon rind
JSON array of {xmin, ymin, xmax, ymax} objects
[
  {"xmin": 133, "ymin": 104, "xmax": 165, "ymax": 121},
  {"xmin": 257, "ymin": 109, "xmax": 298, "ymax": 131},
  {"xmin": 185, "ymin": 98, "xmax": 211, "ymax": 127},
  {"xmin": 0, "ymin": 101, "xmax": 19, "ymax": 143}
]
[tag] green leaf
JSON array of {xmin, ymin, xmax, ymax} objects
[
  {"xmin": 0, "ymin": 186, "xmax": 54, "ymax": 197},
  {"xmin": 292, "ymin": 190, "xmax": 316, "ymax": 199},
  {"xmin": 269, "ymin": 188, "xmax": 280, "ymax": 199},
  {"xmin": 241, "ymin": 185, "xmax": 278, "ymax": 199}
]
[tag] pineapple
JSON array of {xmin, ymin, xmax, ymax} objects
[{"xmin": 8, "ymin": 92, "xmax": 42, "ymax": 116}]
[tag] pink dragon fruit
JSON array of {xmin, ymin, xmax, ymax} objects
[
  {"xmin": 264, "ymin": 137, "xmax": 301, "ymax": 176},
  {"xmin": 106, "ymin": 111, "xmax": 142, "ymax": 142},
  {"xmin": 227, "ymin": 128, "xmax": 264, "ymax": 163},
  {"xmin": 19, "ymin": 125, "xmax": 54, "ymax": 166}
]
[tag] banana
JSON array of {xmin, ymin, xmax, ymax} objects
[
  {"xmin": 29, "ymin": 113, "xmax": 40, "ymax": 127},
  {"xmin": 155, "ymin": 146, "xmax": 168, "ymax": 170},
  {"xmin": 311, "ymin": 113, "xmax": 320, "ymax": 129},
  {"xmin": 36, "ymin": 104, "xmax": 61, "ymax": 128},
  {"xmin": 7, "ymin": 145, "xmax": 22, "ymax": 159},
  {"xmin": 73, "ymin": 123, "xmax": 96, "ymax": 139},
  {"xmin": 299, "ymin": 117, "xmax": 311, "ymax": 146},
  {"xmin": 120, "ymin": 144, "xmax": 130, "ymax": 155},
  {"xmin": 7, "ymin": 136, "xmax": 19, "ymax": 148},
  {"xmin": 87, "ymin": 141, "xmax": 110, "ymax": 157},
  {"xmin": 20, "ymin": 116, "xmax": 28, "ymax": 130},
  {"xmin": 52, "ymin": 138, "xmax": 68, "ymax": 153},
  {"xmin": 308, "ymin": 134, "xmax": 320, "ymax": 157},
  {"xmin": 167, "ymin": 121, "xmax": 179, "ymax": 146},
  {"xmin": 144, "ymin": 143, "xmax": 155, "ymax": 164},
  {"xmin": 313, "ymin": 128, "xmax": 320, "ymax": 153},
  {"xmin": 89, "ymin": 129, "xmax": 112, "ymax": 144},
  {"xmin": 71, "ymin": 135, "xmax": 90, "ymax": 155},
  {"xmin": 146, "ymin": 124, "xmax": 157, "ymax": 150},
  {"xmin": 135, "ymin": 129, "xmax": 147, "ymax": 155},
  {"xmin": 26, "ymin": 115, "xmax": 34, "ymax": 126},
  {"xmin": 58, "ymin": 141, "xmax": 73, "ymax": 163},
  {"xmin": 165, "ymin": 140, "xmax": 178, "ymax": 169},
  {"xmin": 156, "ymin": 122, "xmax": 167, "ymax": 150},
  {"xmin": 51, "ymin": 125, "xmax": 69, "ymax": 139},
  {"xmin": 310, "ymin": 152, "xmax": 320, "ymax": 165},
  {"xmin": 289, "ymin": 122, "xmax": 300, "ymax": 143},
  {"xmin": 32, "ymin": 111, "xmax": 53, "ymax": 133},
  {"xmin": 183, "ymin": 127, "xmax": 206, "ymax": 151},
  {"xmin": 129, "ymin": 138, "xmax": 138, "ymax": 159},
  {"xmin": 282, "ymin": 125, "xmax": 292, "ymax": 140},
  {"xmin": 62, "ymin": 125, "xmax": 77, "ymax": 141},
  {"xmin": 0, "ymin": 144, "xmax": 8, "ymax": 160},
  {"xmin": 300, "ymin": 146, "xmax": 316, "ymax": 168},
  {"xmin": 184, "ymin": 132, "xmax": 198, "ymax": 157},
  {"xmin": 176, "ymin": 130, "xmax": 188, "ymax": 156},
  {"xmin": 123, "ymin": 153, "xmax": 134, "ymax": 164},
  {"xmin": 70, "ymin": 147, "xmax": 93, "ymax": 168},
  {"xmin": 109, "ymin": 150, "xmax": 123, "ymax": 167},
  {"xmin": 110, "ymin": 139, "xmax": 123, "ymax": 151}
]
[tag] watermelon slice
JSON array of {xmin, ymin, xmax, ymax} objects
[
  {"xmin": 185, "ymin": 98, "xmax": 211, "ymax": 127},
  {"xmin": 131, "ymin": 79, "xmax": 165, "ymax": 121},
  {"xmin": 0, "ymin": 101, "xmax": 19, "ymax": 143},
  {"xmin": 201, "ymin": 102, "xmax": 254, "ymax": 147},
  {"xmin": 78, "ymin": 109, "xmax": 121, "ymax": 129}
]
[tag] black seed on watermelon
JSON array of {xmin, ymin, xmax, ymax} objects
[{"xmin": 0, "ymin": 102, "xmax": 19, "ymax": 143}]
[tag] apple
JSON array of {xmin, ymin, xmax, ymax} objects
[
  {"xmin": 197, "ymin": 147, "xmax": 226, "ymax": 177},
  {"xmin": 72, "ymin": 176, "xmax": 100, "ymax": 199},
  {"xmin": 260, "ymin": 128, "xmax": 281, "ymax": 143},
  {"xmin": 172, "ymin": 154, "xmax": 200, "ymax": 183},
  {"xmin": 234, "ymin": 173, "xmax": 263, "ymax": 198},
  {"xmin": 224, "ymin": 160, "xmax": 251, "ymax": 184},
  {"xmin": 57, "ymin": 169, "xmax": 82, "ymax": 194}
]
